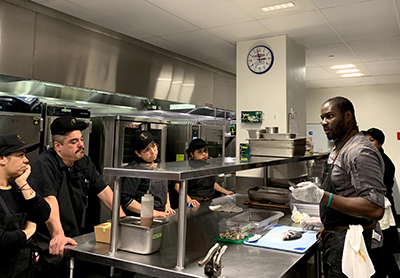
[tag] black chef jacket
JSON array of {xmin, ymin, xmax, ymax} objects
[{"xmin": 28, "ymin": 148, "xmax": 107, "ymax": 238}]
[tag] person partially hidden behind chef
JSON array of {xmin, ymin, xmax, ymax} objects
[
  {"xmin": 290, "ymin": 97, "xmax": 386, "ymax": 278},
  {"xmin": 120, "ymin": 130, "xmax": 175, "ymax": 217},
  {"xmin": 0, "ymin": 134, "xmax": 50, "ymax": 278},
  {"xmin": 28, "ymin": 116, "xmax": 125, "ymax": 277}
]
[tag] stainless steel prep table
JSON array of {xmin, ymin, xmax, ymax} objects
[{"xmin": 65, "ymin": 155, "xmax": 325, "ymax": 277}]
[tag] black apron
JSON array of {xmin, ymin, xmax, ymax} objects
[
  {"xmin": 0, "ymin": 195, "xmax": 39, "ymax": 278},
  {"xmin": 58, "ymin": 168, "xmax": 89, "ymax": 238}
]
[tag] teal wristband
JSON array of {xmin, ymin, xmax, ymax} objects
[{"xmin": 327, "ymin": 193, "xmax": 333, "ymax": 207}]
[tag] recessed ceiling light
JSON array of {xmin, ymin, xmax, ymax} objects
[
  {"xmin": 330, "ymin": 64, "xmax": 355, "ymax": 69},
  {"xmin": 341, "ymin": 73, "xmax": 364, "ymax": 78},
  {"xmin": 261, "ymin": 2, "xmax": 295, "ymax": 12},
  {"xmin": 336, "ymin": 69, "xmax": 360, "ymax": 74}
]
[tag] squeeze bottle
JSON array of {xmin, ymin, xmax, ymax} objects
[{"xmin": 140, "ymin": 191, "xmax": 154, "ymax": 227}]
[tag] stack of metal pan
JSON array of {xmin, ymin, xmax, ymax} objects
[{"xmin": 246, "ymin": 131, "xmax": 306, "ymax": 157}]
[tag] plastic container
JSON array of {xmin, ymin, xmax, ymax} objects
[
  {"xmin": 218, "ymin": 209, "xmax": 284, "ymax": 236},
  {"xmin": 140, "ymin": 191, "xmax": 154, "ymax": 227}
]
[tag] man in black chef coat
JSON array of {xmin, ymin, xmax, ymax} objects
[
  {"xmin": 28, "ymin": 116, "xmax": 124, "ymax": 275},
  {"xmin": 291, "ymin": 97, "xmax": 386, "ymax": 277}
]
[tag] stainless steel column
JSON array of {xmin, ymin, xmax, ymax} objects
[
  {"xmin": 109, "ymin": 177, "xmax": 121, "ymax": 254},
  {"xmin": 175, "ymin": 180, "xmax": 188, "ymax": 271}
]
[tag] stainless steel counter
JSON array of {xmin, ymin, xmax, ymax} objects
[
  {"xmin": 65, "ymin": 195, "xmax": 320, "ymax": 277},
  {"xmin": 65, "ymin": 155, "xmax": 325, "ymax": 277}
]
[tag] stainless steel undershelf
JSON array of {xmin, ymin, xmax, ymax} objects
[{"xmin": 102, "ymin": 154, "xmax": 326, "ymax": 180}]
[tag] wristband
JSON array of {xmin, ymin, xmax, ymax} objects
[
  {"xmin": 327, "ymin": 193, "xmax": 333, "ymax": 207},
  {"xmin": 19, "ymin": 182, "xmax": 29, "ymax": 190}
]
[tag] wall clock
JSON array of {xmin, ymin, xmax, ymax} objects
[{"xmin": 247, "ymin": 45, "xmax": 274, "ymax": 74}]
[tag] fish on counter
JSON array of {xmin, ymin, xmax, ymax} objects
[{"xmin": 282, "ymin": 230, "xmax": 305, "ymax": 241}]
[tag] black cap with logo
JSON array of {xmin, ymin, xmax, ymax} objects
[
  {"xmin": 131, "ymin": 130, "xmax": 155, "ymax": 151},
  {"xmin": 51, "ymin": 116, "xmax": 88, "ymax": 135},
  {"xmin": 0, "ymin": 134, "xmax": 40, "ymax": 156}
]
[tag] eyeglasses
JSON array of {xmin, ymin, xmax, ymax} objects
[{"xmin": 141, "ymin": 142, "xmax": 158, "ymax": 155}]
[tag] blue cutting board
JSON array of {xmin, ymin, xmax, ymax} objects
[{"xmin": 244, "ymin": 225, "xmax": 318, "ymax": 253}]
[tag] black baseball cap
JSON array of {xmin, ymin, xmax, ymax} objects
[
  {"xmin": 131, "ymin": 130, "xmax": 155, "ymax": 151},
  {"xmin": 362, "ymin": 128, "xmax": 385, "ymax": 144},
  {"xmin": 0, "ymin": 134, "xmax": 40, "ymax": 156},
  {"xmin": 51, "ymin": 116, "xmax": 88, "ymax": 135}
]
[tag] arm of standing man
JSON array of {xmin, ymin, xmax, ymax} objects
[{"xmin": 44, "ymin": 196, "xmax": 77, "ymax": 257}]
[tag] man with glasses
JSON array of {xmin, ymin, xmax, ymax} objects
[{"xmin": 120, "ymin": 130, "xmax": 175, "ymax": 217}]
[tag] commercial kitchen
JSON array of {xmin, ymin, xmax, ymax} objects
[{"xmin": 1, "ymin": 0, "xmax": 400, "ymax": 277}]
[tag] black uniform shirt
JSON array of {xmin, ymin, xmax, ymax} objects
[
  {"xmin": 29, "ymin": 148, "xmax": 107, "ymax": 198},
  {"xmin": 0, "ymin": 182, "xmax": 50, "ymax": 249}
]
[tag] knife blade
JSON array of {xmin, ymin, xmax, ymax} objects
[{"xmin": 247, "ymin": 228, "xmax": 271, "ymax": 242}]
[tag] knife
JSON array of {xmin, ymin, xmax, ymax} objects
[{"xmin": 247, "ymin": 228, "xmax": 271, "ymax": 242}]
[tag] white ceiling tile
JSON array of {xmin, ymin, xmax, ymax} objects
[
  {"xmin": 259, "ymin": 11, "xmax": 342, "ymax": 47},
  {"xmin": 375, "ymin": 74, "xmax": 400, "ymax": 84},
  {"xmin": 321, "ymin": 0, "xmax": 400, "ymax": 42},
  {"xmin": 349, "ymin": 37, "xmax": 400, "ymax": 62},
  {"xmin": 229, "ymin": 0, "xmax": 316, "ymax": 20},
  {"xmin": 162, "ymin": 30, "xmax": 236, "ymax": 59},
  {"xmin": 207, "ymin": 21, "xmax": 274, "ymax": 44},
  {"xmin": 312, "ymin": 0, "xmax": 379, "ymax": 9},
  {"xmin": 306, "ymin": 57, "xmax": 318, "ymax": 67},
  {"xmin": 339, "ymin": 76, "xmax": 378, "ymax": 86},
  {"xmin": 306, "ymin": 79, "xmax": 346, "ymax": 88},
  {"xmin": 306, "ymin": 67, "xmax": 336, "ymax": 80},
  {"xmin": 148, "ymin": 0, "xmax": 253, "ymax": 28},
  {"xmin": 364, "ymin": 60, "xmax": 400, "ymax": 75},
  {"xmin": 307, "ymin": 43, "xmax": 360, "ymax": 66},
  {"xmin": 66, "ymin": 0, "xmax": 199, "ymax": 36}
]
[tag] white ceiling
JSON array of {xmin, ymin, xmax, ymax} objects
[{"xmin": 31, "ymin": 0, "xmax": 400, "ymax": 89}]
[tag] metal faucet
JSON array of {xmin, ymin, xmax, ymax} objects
[{"xmin": 198, "ymin": 243, "xmax": 228, "ymax": 278}]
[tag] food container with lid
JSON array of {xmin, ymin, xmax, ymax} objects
[{"xmin": 218, "ymin": 209, "xmax": 284, "ymax": 237}]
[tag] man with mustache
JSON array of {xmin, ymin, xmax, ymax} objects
[
  {"xmin": 291, "ymin": 97, "xmax": 386, "ymax": 278},
  {"xmin": 28, "ymin": 116, "xmax": 124, "ymax": 276}
]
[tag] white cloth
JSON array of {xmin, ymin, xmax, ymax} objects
[
  {"xmin": 342, "ymin": 225, "xmax": 375, "ymax": 278},
  {"xmin": 378, "ymin": 196, "xmax": 396, "ymax": 230}
]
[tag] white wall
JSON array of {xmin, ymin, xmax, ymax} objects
[
  {"xmin": 236, "ymin": 35, "xmax": 306, "ymax": 177},
  {"xmin": 306, "ymin": 83, "xmax": 400, "ymax": 210}
]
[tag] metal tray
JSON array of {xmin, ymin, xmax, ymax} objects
[
  {"xmin": 248, "ymin": 186, "xmax": 290, "ymax": 205},
  {"xmin": 248, "ymin": 138, "xmax": 306, "ymax": 157},
  {"xmin": 118, "ymin": 216, "xmax": 168, "ymax": 254}
]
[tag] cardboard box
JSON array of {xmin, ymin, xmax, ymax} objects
[{"xmin": 94, "ymin": 222, "xmax": 111, "ymax": 244}]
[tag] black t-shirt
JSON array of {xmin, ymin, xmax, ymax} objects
[
  {"xmin": 0, "ymin": 182, "xmax": 50, "ymax": 249},
  {"xmin": 29, "ymin": 148, "xmax": 107, "ymax": 198},
  {"xmin": 120, "ymin": 158, "xmax": 168, "ymax": 212},
  {"xmin": 187, "ymin": 176, "xmax": 216, "ymax": 199}
]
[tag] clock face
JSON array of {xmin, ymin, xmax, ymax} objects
[{"xmin": 247, "ymin": 45, "xmax": 274, "ymax": 74}]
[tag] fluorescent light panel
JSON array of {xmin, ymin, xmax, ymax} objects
[
  {"xmin": 336, "ymin": 69, "xmax": 360, "ymax": 74},
  {"xmin": 330, "ymin": 64, "xmax": 356, "ymax": 70},
  {"xmin": 341, "ymin": 73, "xmax": 364, "ymax": 77},
  {"xmin": 261, "ymin": 2, "xmax": 295, "ymax": 12}
]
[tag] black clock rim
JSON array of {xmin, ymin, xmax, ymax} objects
[{"xmin": 247, "ymin": 45, "xmax": 274, "ymax": 74}]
